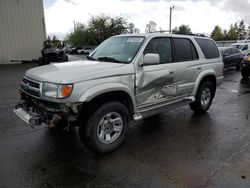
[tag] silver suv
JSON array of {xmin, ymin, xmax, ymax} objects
[{"xmin": 14, "ymin": 33, "xmax": 224, "ymax": 153}]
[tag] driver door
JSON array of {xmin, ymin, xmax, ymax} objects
[{"xmin": 135, "ymin": 37, "xmax": 177, "ymax": 107}]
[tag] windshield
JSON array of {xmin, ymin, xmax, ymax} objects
[
  {"xmin": 90, "ymin": 36, "xmax": 145, "ymax": 63},
  {"xmin": 232, "ymin": 44, "xmax": 243, "ymax": 50}
]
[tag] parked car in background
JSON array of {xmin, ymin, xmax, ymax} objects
[
  {"xmin": 77, "ymin": 47, "xmax": 93, "ymax": 54},
  {"xmin": 231, "ymin": 43, "xmax": 250, "ymax": 56},
  {"xmin": 241, "ymin": 55, "xmax": 250, "ymax": 79},
  {"xmin": 67, "ymin": 47, "xmax": 83, "ymax": 54},
  {"xmin": 219, "ymin": 47, "xmax": 244, "ymax": 70}
]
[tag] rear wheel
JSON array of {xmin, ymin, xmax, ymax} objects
[
  {"xmin": 79, "ymin": 101, "xmax": 129, "ymax": 153},
  {"xmin": 189, "ymin": 81, "xmax": 215, "ymax": 113}
]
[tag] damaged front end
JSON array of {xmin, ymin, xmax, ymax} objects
[{"xmin": 13, "ymin": 79, "xmax": 81, "ymax": 127}]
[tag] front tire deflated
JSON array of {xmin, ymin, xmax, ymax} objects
[{"xmin": 79, "ymin": 101, "xmax": 129, "ymax": 153}]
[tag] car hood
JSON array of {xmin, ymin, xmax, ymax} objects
[{"xmin": 25, "ymin": 60, "xmax": 130, "ymax": 83}]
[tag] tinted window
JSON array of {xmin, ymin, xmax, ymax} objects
[
  {"xmin": 232, "ymin": 44, "xmax": 243, "ymax": 50},
  {"xmin": 232, "ymin": 48, "xmax": 239, "ymax": 54},
  {"xmin": 173, "ymin": 38, "xmax": 198, "ymax": 62},
  {"xmin": 195, "ymin": 38, "xmax": 220, "ymax": 59},
  {"xmin": 242, "ymin": 45, "xmax": 248, "ymax": 51},
  {"xmin": 144, "ymin": 37, "xmax": 172, "ymax": 64},
  {"xmin": 225, "ymin": 49, "xmax": 232, "ymax": 55}
]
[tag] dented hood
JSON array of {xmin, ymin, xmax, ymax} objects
[{"xmin": 25, "ymin": 60, "xmax": 128, "ymax": 83}]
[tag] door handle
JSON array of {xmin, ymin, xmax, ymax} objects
[{"xmin": 197, "ymin": 67, "xmax": 202, "ymax": 70}]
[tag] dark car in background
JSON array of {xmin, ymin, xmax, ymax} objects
[
  {"xmin": 241, "ymin": 55, "xmax": 250, "ymax": 79},
  {"xmin": 219, "ymin": 47, "xmax": 243, "ymax": 70}
]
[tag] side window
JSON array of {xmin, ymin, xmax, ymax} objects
[
  {"xmin": 173, "ymin": 38, "xmax": 198, "ymax": 62},
  {"xmin": 144, "ymin": 37, "xmax": 172, "ymax": 64},
  {"xmin": 231, "ymin": 49, "xmax": 239, "ymax": 54},
  {"xmin": 225, "ymin": 49, "xmax": 232, "ymax": 55},
  {"xmin": 242, "ymin": 45, "xmax": 248, "ymax": 51},
  {"xmin": 195, "ymin": 38, "xmax": 220, "ymax": 59}
]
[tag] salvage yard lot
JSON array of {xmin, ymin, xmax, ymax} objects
[{"xmin": 0, "ymin": 63, "xmax": 250, "ymax": 188}]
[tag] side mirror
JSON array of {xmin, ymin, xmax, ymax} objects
[
  {"xmin": 223, "ymin": 53, "xmax": 230, "ymax": 57},
  {"xmin": 142, "ymin": 53, "xmax": 160, "ymax": 66}
]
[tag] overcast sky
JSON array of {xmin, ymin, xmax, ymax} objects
[{"xmin": 43, "ymin": 0, "xmax": 250, "ymax": 39}]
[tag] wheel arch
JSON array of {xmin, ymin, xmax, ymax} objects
[
  {"xmin": 79, "ymin": 84, "xmax": 136, "ymax": 119},
  {"xmin": 192, "ymin": 71, "xmax": 217, "ymax": 97}
]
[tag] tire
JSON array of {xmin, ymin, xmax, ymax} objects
[
  {"xmin": 79, "ymin": 101, "xmax": 129, "ymax": 153},
  {"xmin": 241, "ymin": 69, "xmax": 249, "ymax": 80},
  {"xmin": 62, "ymin": 54, "xmax": 68, "ymax": 62},
  {"xmin": 189, "ymin": 81, "xmax": 215, "ymax": 113},
  {"xmin": 38, "ymin": 57, "xmax": 44, "ymax": 66}
]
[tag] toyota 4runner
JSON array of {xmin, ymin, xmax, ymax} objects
[{"xmin": 14, "ymin": 33, "xmax": 224, "ymax": 153}]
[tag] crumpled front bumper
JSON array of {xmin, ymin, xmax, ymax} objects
[
  {"xmin": 13, "ymin": 92, "xmax": 80, "ymax": 127},
  {"xmin": 13, "ymin": 101, "xmax": 48, "ymax": 126},
  {"xmin": 13, "ymin": 106, "xmax": 32, "ymax": 125}
]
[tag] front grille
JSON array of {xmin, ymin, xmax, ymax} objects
[{"xmin": 21, "ymin": 78, "xmax": 41, "ymax": 97}]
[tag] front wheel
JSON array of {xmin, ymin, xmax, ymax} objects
[
  {"xmin": 189, "ymin": 81, "xmax": 215, "ymax": 113},
  {"xmin": 79, "ymin": 101, "xmax": 129, "ymax": 153}
]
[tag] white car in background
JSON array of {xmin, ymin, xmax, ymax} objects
[
  {"xmin": 231, "ymin": 43, "xmax": 250, "ymax": 56},
  {"xmin": 77, "ymin": 47, "xmax": 93, "ymax": 54}
]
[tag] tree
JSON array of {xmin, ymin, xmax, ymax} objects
[
  {"xmin": 145, "ymin": 21, "xmax": 157, "ymax": 33},
  {"xmin": 172, "ymin": 25, "xmax": 192, "ymax": 35},
  {"xmin": 65, "ymin": 25, "xmax": 89, "ymax": 46},
  {"xmin": 128, "ymin": 23, "xmax": 140, "ymax": 33},
  {"xmin": 226, "ymin": 24, "xmax": 238, "ymax": 40},
  {"xmin": 247, "ymin": 25, "xmax": 250, "ymax": 39},
  {"xmin": 65, "ymin": 15, "xmax": 130, "ymax": 46},
  {"xmin": 238, "ymin": 20, "xmax": 247, "ymax": 40},
  {"xmin": 128, "ymin": 23, "xmax": 135, "ymax": 33},
  {"xmin": 211, "ymin": 25, "xmax": 224, "ymax": 41},
  {"xmin": 88, "ymin": 15, "xmax": 128, "ymax": 44}
]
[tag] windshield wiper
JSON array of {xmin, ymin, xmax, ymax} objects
[
  {"xmin": 85, "ymin": 56, "xmax": 97, "ymax": 61},
  {"xmin": 97, "ymin": 56, "xmax": 125, "ymax": 63}
]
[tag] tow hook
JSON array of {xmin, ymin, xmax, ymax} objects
[
  {"xmin": 29, "ymin": 116, "xmax": 42, "ymax": 126},
  {"xmin": 49, "ymin": 114, "xmax": 62, "ymax": 128}
]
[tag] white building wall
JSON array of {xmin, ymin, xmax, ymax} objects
[{"xmin": 0, "ymin": 0, "xmax": 46, "ymax": 63}]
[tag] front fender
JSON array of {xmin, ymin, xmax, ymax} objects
[{"xmin": 78, "ymin": 82, "xmax": 137, "ymax": 112}]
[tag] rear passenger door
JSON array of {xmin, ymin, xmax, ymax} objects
[{"xmin": 172, "ymin": 38, "xmax": 200, "ymax": 96}]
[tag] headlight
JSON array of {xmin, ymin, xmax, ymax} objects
[{"xmin": 42, "ymin": 83, "xmax": 73, "ymax": 98}]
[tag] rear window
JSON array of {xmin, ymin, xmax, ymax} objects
[{"xmin": 195, "ymin": 38, "xmax": 220, "ymax": 59}]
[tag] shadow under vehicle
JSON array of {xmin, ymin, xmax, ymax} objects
[{"xmin": 38, "ymin": 40, "xmax": 68, "ymax": 66}]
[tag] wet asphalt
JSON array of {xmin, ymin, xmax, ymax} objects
[{"xmin": 0, "ymin": 60, "xmax": 250, "ymax": 188}]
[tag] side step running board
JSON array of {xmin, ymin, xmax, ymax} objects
[{"xmin": 133, "ymin": 96, "xmax": 195, "ymax": 121}]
